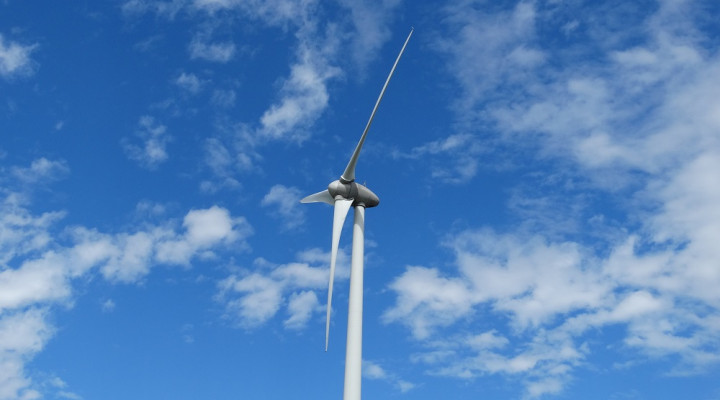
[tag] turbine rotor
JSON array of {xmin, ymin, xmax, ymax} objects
[{"xmin": 300, "ymin": 28, "xmax": 413, "ymax": 357}]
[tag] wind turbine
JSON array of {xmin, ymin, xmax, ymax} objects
[{"xmin": 301, "ymin": 28, "xmax": 413, "ymax": 400}]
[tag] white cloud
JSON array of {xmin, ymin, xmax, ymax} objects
[
  {"xmin": 387, "ymin": 223, "xmax": 720, "ymax": 397},
  {"xmin": 149, "ymin": 206, "xmax": 252, "ymax": 270},
  {"xmin": 0, "ymin": 357, "xmax": 41, "ymax": 400},
  {"xmin": 188, "ymin": 36, "xmax": 236, "ymax": 63},
  {"xmin": 363, "ymin": 360, "xmax": 387, "ymax": 379},
  {"xmin": 390, "ymin": 2, "xmax": 545, "ymax": 183},
  {"xmin": 0, "ymin": 34, "xmax": 37, "ymax": 79},
  {"xmin": 193, "ymin": 0, "xmax": 314, "ymax": 25},
  {"xmin": 121, "ymin": 0, "xmax": 188, "ymax": 19},
  {"xmin": 0, "ymin": 158, "xmax": 254, "ymax": 396},
  {"xmin": 258, "ymin": 44, "xmax": 340, "ymax": 141},
  {"xmin": 0, "ymin": 187, "xmax": 252, "ymax": 397},
  {"xmin": 175, "ymin": 72, "xmax": 203, "ymax": 93},
  {"xmin": 0, "ymin": 193, "xmax": 65, "ymax": 266},
  {"xmin": 201, "ymin": 129, "xmax": 259, "ymax": 191},
  {"xmin": 125, "ymin": 0, "xmax": 403, "ymax": 198},
  {"xmin": 33, "ymin": 375, "xmax": 83, "ymax": 400},
  {"xmin": 185, "ymin": 206, "xmax": 242, "ymax": 246},
  {"xmin": 122, "ymin": 116, "xmax": 172, "ymax": 169},
  {"xmin": 381, "ymin": 2, "xmax": 720, "ymax": 395},
  {"xmin": 191, "ymin": 0, "xmax": 231, "ymax": 10},
  {"xmin": 466, "ymin": 330, "xmax": 509, "ymax": 350},
  {"xmin": 221, "ymin": 273, "xmax": 284, "ymax": 326},
  {"xmin": 2, "ymin": 203, "xmax": 251, "ymax": 295},
  {"xmin": 386, "ymin": 4, "xmax": 720, "ymax": 378},
  {"xmin": 203, "ymin": 137, "xmax": 234, "ymax": 176},
  {"xmin": 363, "ymin": 360, "xmax": 416, "ymax": 393},
  {"xmin": 394, "ymin": 134, "xmax": 484, "ymax": 183},
  {"xmin": 0, "ymin": 308, "xmax": 52, "ymax": 355},
  {"xmin": 0, "ymin": 308, "xmax": 52, "ymax": 400},
  {"xmin": 217, "ymin": 248, "xmax": 348, "ymax": 329},
  {"xmin": 382, "ymin": 266, "xmax": 474, "ymax": 340},
  {"xmin": 101, "ymin": 299, "xmax": 116, "ymax": 313},
  {"xmin": 284, "ymin": 290, "xmax": 320, "ymax": 330},
  {"xmin": 57, "ymin": 390, "xmax": 82, "ymax": 400},
  {"xmin": 188, "ymin": 0, "xmax": 366, "ymax": 143},
  {"xmin": 336, "ymin": 0, "xmax": 402, "ymax": 75},
  {"xmin": 261, "ymin": 184, "xmax": 305, "ymax": 230},
  {"xmin": 403, "ymin": 134, "xmax": 476, "ymax": 157},
  {"xmin": 436, "ymin": 1, "xmax": 543, "ymax": 115},
  {"xmin": 0, "ymin": 252, "xmax": 72, "ymax": 312},
  {"xmin": 211, "ymin": 89, "xmax": 236, "ymax": 108},
  {"xmin": 10, "ymin": 158, "xmax": 69, "ymax": 185},
  {"xmin": 98, "ymin": 230, "xmax": 157, "ymax": 282}
]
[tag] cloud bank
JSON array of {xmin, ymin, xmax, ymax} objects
[
  {"xmin": 384, "ymin": 1, "xmax": 720, "ymax": 397},
  {"xmin": 0, "ymin": 159, "xmax": 252, "ymax": 398}
]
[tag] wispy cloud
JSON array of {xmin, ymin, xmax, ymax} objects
[
  {"xmin": 193, "ymin": 0, "xmax": 397, "ymax": 142},
  {"xmin": 175, "ymin": 71, "xmax": 204, "ymax": 93},
  {"xmin": 363, "ymin": 359, "xmax": 416, "ymax": 393},
  {"xmin": 0, "ymin": 33, "xmax": 37, "ymax": 79},
  {"xmin": 211, "ymin": 89, "xmax": 236, "ymax": 108},
  {"xmin": 122, "ymin": 115, "xmax": 172, "ymax": 169},
  {"xmin": 199, "ymin": 130, "xmax": 258, "ymax": 192},
  {"xmin": 261, "ymin": 184, "xmax": 306, "ymax": 231},
  {"xmin": 436, "ymin": 1, "xmax": 543, "ymax": 117},
  {"xmin": 337, "ymin": 0, "xmax": 403, "ymax": 76},
  {"xmin": 47, "ymin": 376, "xmax": 82, "ymax": 400},
  {"xmin": 120, "ymin": 0, "xmax": 405, "ymax": 188},
  {"xmin": 101, "ymin": 299, "xmax": 116, "ymax": 313},
  {"xmin": 188, "ymin": 36, "xmax": 236, "ymax": 63},
  {"xmin": 121, "ymin": 0, "xmax": 188, "ymax": 19},
  {"xmin": 394, "ymin": 134, "xmax": 485, "ymax": 183},
  {"xmin": 9, "ymin": 158, "xmax": 70, "ymax": 185}
]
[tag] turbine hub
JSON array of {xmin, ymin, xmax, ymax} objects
[{"xmin": 327, "ymin": 180, "xmax": 379, "ymax": 208}]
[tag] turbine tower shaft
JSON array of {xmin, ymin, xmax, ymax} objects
[{"xmin": 343, "ymin": 206, "xmax": 365, "ymax": 400}]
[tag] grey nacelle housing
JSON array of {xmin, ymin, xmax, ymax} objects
[{"xmin": 328, "ymin": 180, "xmax": 379, "ymax": 208}]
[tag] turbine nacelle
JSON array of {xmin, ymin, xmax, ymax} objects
[{"xmin": 328, "ymin": 180, "xmax": 379, "ymax": 208}]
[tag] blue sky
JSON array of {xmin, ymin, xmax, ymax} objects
[{"xmin": 2, "ymin": 0, "xmax": 720, "ymax": 399}]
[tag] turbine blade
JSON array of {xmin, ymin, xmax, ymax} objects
[
  {"xmin": 326, "ymin": 198, "xmax": 354, "ymax": 351},
  {"xmin": 300, "ymin": 190, "xmax": 334, "ymax": 205},
  {"xmin": 340, "ymin": 27, "xmax": 414, "ymax": 183}
]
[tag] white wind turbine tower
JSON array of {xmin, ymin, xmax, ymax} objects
[{"xmin": 301, "ymin": 28, "xmax": 413, "ymax": 400}]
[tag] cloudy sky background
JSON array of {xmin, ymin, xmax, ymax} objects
[{"xmin": 2, "ymin": 0, "xmax": 720, "ymax": 399}]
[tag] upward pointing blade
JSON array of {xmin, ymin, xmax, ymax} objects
[
  {"xmin": 340, "ymin": 28, "xmax": 414, "ymax": 183},
  {"xmin": 326, "ymin": 198, "xmax": 354, "ymax": 351}
]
